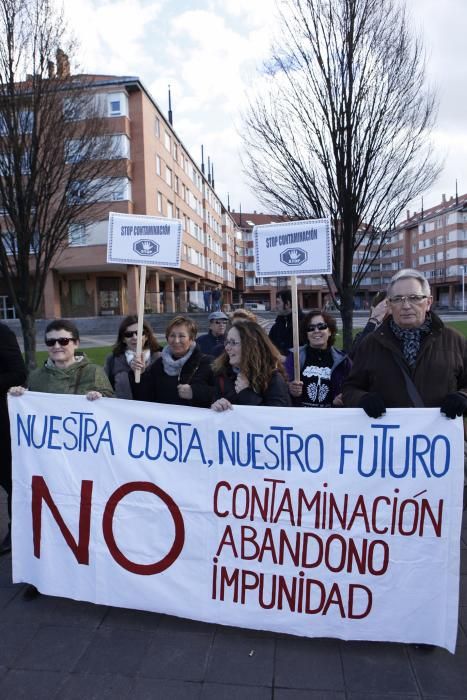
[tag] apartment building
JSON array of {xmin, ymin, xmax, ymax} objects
[
  {"xmin": 232, "ymin": 194, "xmax": 467, "ymax": 311},
  {"xmin": 0, "ymin": 71, "xmax": 236, "ymax": 320},
  {"xmin": 355, "ymin": 193, "xmax": 467, "ymax": 309}
]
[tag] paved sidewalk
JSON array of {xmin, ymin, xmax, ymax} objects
[{"xmin": 0, "ymin": 496, "xmax": 466, "ymax": 699}]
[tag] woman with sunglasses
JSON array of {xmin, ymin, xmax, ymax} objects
[
  {"xmin": 9, "ymin": 319, "xmax": 113, "ymax": 400},
  {"xmin": 286, "ymin": 309, "xmax": 351, "ymax": 408},
  {"xmin": 211, "ymin": 321, "xmax": 290, "ymax": 411},
  {"xmin": 104, "ymin": 315, "xmax": 161, "ymax": 399}
]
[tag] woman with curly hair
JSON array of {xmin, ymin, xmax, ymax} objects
[
  {"xmin": 211, "ymin": 320, "xmax": 290, "ymax": 411},
  {"xmin": 286, "ymin": 309, "xmax": 351, "ymax": 407},
  {"xmin": 104, "ymin": 315, "xmax": 161, "ymax": 399}
]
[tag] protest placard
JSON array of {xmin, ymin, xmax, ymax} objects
[
  {"xmin": 107, "ymin": 212, "xmax": 182, "ymax": 267},
  {"xmin": 253, "ymin": 218, "xmax": 332, "ymax": 380},
  {"xmin": 9, "ymin": 394, "xmax": 464, "ymax": 652},
  {"xmin": 107, "ymin": 211, "xmax": 182, "ymax": 381},
  {"xmin": 253, "ymin": 218, "xmax": 331, "ymax": 277}
]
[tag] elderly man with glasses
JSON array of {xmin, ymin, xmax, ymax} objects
[
  {"xmin": 343, "ymin": 268, "xmax": 467, "ymax": 503},
  {"xmin": 344, "ymin": 268, "xmax": 467, "ymax": 417},
  {"xmin": 197, "ymin": 311, "xmax": 229, "ymax": 357}
]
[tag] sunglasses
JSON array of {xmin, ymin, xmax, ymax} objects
[
  {"xmin": 213, "ymin": 320, "xmax": 227, "ymax": 324},
  {"xmin": 45, "ymin": 337, "xmax": 76, "ymax": 347},
  {"xmin": 123, "ymin": 330, "xmax": 141, "ymax": 338},
  {"xmin": 307, "ymin": 322, "xmax": 328, "ymax": 331}
]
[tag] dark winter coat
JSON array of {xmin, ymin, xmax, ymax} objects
[
  {"xmin": 268, "ymin": 311, "xmax": 303, "ymax": 356},
  {"xmin": 213, "ymin": 367, "xmax": 291, "ymax": 406},
  {"xmin": 197, "ymin": 331, "xmax": 225, "ymax": 358},
  {"xmin": 104, "ymin": 351, "xmax": 160, "ymax": 399},
  {"xmin": 130, "ymin": 346, "xmax": 214, "ymax": 407},
  {"xmin": 0, "ymin": 323, "xmax": 27, "ymax": 497},
  {"xmin": 343, "ymin": 312, "xmax": 467, "ymax": 408},
  {"xmin": 284, "ymin": 345, "xmax": 352, "ymax": 407}
]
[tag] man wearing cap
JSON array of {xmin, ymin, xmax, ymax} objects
[{"xmin": 197, "ymin": 312, "xmax": 228, "ymax": 357}]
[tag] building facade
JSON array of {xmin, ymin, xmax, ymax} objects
[
  {"xmin": 353, "ymin": 193, "xmax": 467, "ymax": 309},
  {"xmin": 0, "ymin": 72, "xmax": 236, "ymax": 320}
]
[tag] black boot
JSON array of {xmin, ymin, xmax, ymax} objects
[
  {"xmin": 0, "ymin": 529, "xmax": 11, "ymax": 556},
  {"xmin": 22, "ymin": 584, "xmax": 39, "ymax": 601}
]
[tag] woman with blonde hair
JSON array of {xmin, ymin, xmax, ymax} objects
[{"xmin": 211, "ymin": 320, "xmax": 290, "ymax": 410}]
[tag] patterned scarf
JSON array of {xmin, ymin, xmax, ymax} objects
[
  {"xmin": 389, "ymin": 316, "xmax": 432, "ymax": 368},
  {"xmin": 161, "ymin": 341, "xmax": 196, "ymax": 376}
]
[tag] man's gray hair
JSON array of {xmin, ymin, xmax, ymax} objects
[{"xmin": 387, "ymin": 268, "xmax": 431, "ymax": 297}]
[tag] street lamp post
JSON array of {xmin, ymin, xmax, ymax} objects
[{"xmin": 461, "ymin": 266, "xmax": 465, "ymax": 313}]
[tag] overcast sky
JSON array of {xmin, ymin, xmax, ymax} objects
[{"xmin": 62, "ymin": 0, "xmax": 467, "ymax": 217}]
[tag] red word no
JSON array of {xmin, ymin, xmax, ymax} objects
[{"xmin": 31, "ymin": 476, "xmax": 185, "ymax": 575}]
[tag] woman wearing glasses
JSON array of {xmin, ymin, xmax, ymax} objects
[
  {"xmin": 211, "ymin": 321, "xmax": 290, "ymax": 411},
  {"xmin": 130, "ymin": 316, "xmax": 214, "ymax": 407},
  {"xmin": 9, "ymin": 319, "xmax": 113, "ymax": 400},
  {"xmin": 104, "ymin": 315, "xmax": 161, "ymax": 399},
  {"xmin": 286, "ymin": 310, "xmax": 351, "ymax": 408}
]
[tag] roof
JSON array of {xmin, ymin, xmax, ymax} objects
[{"xmin": 229, "ymin": 212, "xmax": 293, "ymax": 229}]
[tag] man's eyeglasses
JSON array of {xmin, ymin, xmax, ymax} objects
[
  {"xmin": 389, "ymin": 295, "xmax": 428, "ymax": 305},
  {"xmin": 123, "ymin": 330, "xmax": 144, "ymax": 338},
  {"xmin": 224, "ymin": 339, "xmax": 241, "ymax": 347},
  {"xmin": 307, "ymin": 322, "xmax": 328, "ymax": 331},
  {"xmin": 213, "ymin": 320, "xmax": 227, "ymax": 325},
  {"xmin": 45, "ymin": 337, "xmax": 76, "ymax": 347}
]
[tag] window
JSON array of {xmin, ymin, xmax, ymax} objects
[
  {"xmin": 156, "ymin": 155, "xmax": 161, "ymax": 176},
  {"xmin": 167, "ymin": 201, "xmax": 173, "ymax": 218},
  {"xmin": 173, "ymin": 142, "xmax": 178, "ymax": 161},
  {"xmin": 155, "ymin": 117, "xmax": 160, "ymax": 138},
  {"xmin": 65, "ymin": 134, "xmax": 130, "ymax": 163},
  {"xmin": 68, "ymin": 177, "xmax": 131, "ymax": 204},
  {"xmin": 107, "ymin": 92, "xmax": 129, "ymax": 117},
  {"xmin": 165, "ymin": 166, "xmax": 172, "ymax": 187},
  {"xmin": 157, "ymin": 192, "xmax": 163, "ymax": 213},
  {"xmin": 164, "ymin": 131, "xmax": 171, "ymax": 151},
  {"xmin": 69, "ymin": 223, "xmax": 87, "ymax": 246}
]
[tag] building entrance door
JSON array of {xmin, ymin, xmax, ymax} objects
[{"xmin": 98, "ymin": 277, "xmax": 121, "ymax": 316}]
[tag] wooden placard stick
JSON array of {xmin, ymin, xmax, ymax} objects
[
  {"xmin": 135, "ymin": 264, "xmax": 147, "ymax": 384},
  {"xmin": 291, "ymin": 275, "xmax": 300, "ymax": 382}
]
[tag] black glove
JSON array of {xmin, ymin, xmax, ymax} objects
[
  {"xmin": 440, "ymin": 392, "xmax": 467, "ymax": 419},
  {"xmin": 359, "ymin": 392, "xmax": 386, "ymax": 419}
]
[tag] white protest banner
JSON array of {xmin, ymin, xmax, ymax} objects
[
  {"xmin": 107, "ymin": 211, "xmax": 182, "ymax": 267},
  {"xmin": 253, "ymin": 218, "xmax": 331, "ymax": 277},
  {"xmin": 9, "ymin": 394, "xmax": 464, "ymax": 652}
]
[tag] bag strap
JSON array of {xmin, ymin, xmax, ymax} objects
[
  {"xmin": 218, "ymin": 375, "xmax": 225, "ymax": 396},
  {"xmin": 72, "ymin": 364, "xmax": 85, "ymax": 394},
  {"xmin": 180, "ymin": 362, "xmax": 200, "ymax": 385},
  {"xmin": 392, "ymin": 354, "xmax": 425, "ymax": 408}
]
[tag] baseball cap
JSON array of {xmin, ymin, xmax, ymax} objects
[{"xmin": 209, "ymin": 311, "xmax": 228, "ymax": 321}]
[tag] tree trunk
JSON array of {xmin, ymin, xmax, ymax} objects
[
  {"xmin": 20, "ymin": 314, "xmax": 37, "ymax": 370},
  {"xmin": 340, "ymin": 288, "xmax": 354, "ymax": 353}
]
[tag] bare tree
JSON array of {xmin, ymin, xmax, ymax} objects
[
  {"xmin": 0, "ymin": 0, "xmax": 120, "ymax": 367},
  {"xmin": 243, "ymin": 0, "xmax": 440, "ymax": 349}
]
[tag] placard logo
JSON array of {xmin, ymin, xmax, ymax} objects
[
  {"xmin": 133, "ymin": 240, "xmax": 160, "ymax": 256},
  {"xmin": 280, "ymin": 248, "xmax": 307, "ymax": 266}
]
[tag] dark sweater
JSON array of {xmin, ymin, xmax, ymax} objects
[
  {"xmin": 130, "ymin": 347, "xmax": 214, "ymax": 407},
  {"xmin": 214, "ymin": 367, "xmax": 291, "ymax": 406}
]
